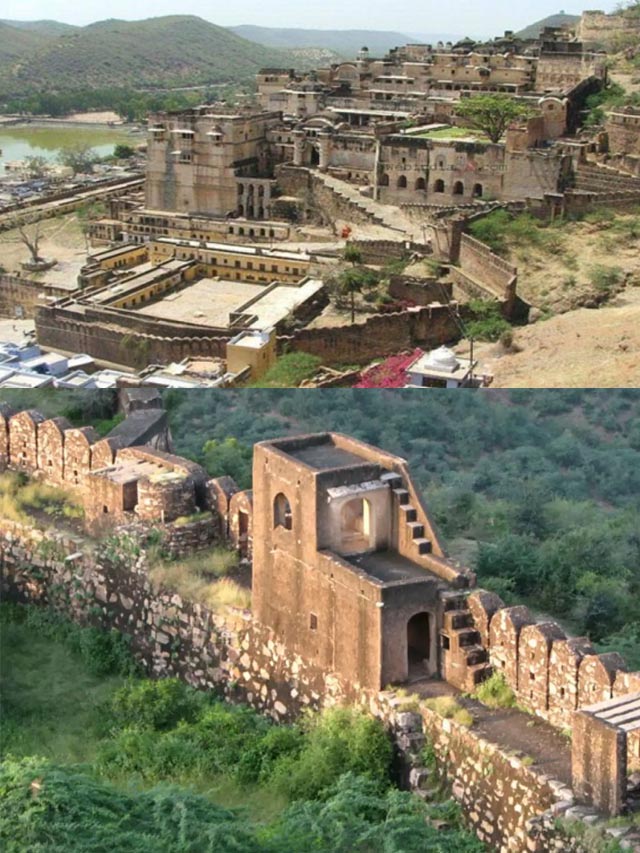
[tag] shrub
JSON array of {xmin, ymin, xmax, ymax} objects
[
  {"xmin": 107, "ymin": 678, "xmax": 205, "ymax": 731},
  {"xmin": 423, "ymin": 696, "xmax": 473, "ymax": 727},
  {"xmin": 464, "ymin": 299, "xmax": 512, "ymax": 342},
  {"xmin": 474, "ymin": 671, "xmax": 517, "ymax": 709},
  {"xmin": 3, "ymin": 604, "xmax": 139, "ymax": 678},
  {"xmin": 588, "ymin": 265, "xmax": 624, "ymax": 293},
  {"xmin": 268, "ymin": 707, "xmax": 393, "ymax": 801}
]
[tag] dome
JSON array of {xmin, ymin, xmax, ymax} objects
[{"xmin": 424, "ymin": 346, "xmax": 459, "ymax": 372}]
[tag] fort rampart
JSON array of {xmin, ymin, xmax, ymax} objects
[{"xmin": 0, "ymin": 518, "xmax": 607, "ymax": 853}]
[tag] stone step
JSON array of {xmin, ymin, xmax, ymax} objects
[
  {"xmin": 393, "ymin": 487, "xmax": 410, "ymax": 505},
  {"xmin": 380, "ymin": 472, "xmax": 403, "ymax": 490},
  {"xmin": 414, "ymin": 537, "xmax": 432, "ymax": 555},
  {"xmin": 400, "ymin": 504, "xmax": 417, "ymax": 523},
  {"xmin": 443, "ymin": 609, "xmax": 472, "ymax": 631},
  {"xmin": 440, "ymin": 591, "xmax": 469, "ymax": 611},
  {"xmin": 466, "ymin": 661, "xmax": 493, "ymax": 687},
  {"xmin": 465, "ymin": 643, "xmax": 489, "ymax": 666},
  {"xmin": 456, "ymin": 627, "xmax": 481, "ymax": 647},
  {"xmin": 407, "ymin": 520, "xmax": 424, "ymax": 539}
]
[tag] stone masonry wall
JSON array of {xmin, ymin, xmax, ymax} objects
[
  {"xmin": 279, "ymin": 303, "xmax": 460, "ymax": 365},
  {"xmin": 0, "ymin": 518, "xmax": 595, "ymax": 853},
  {"xmin": 470, "ymin": 591, "xmax": 640, "ymax": 769}
]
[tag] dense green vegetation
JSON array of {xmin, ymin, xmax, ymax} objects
[
  {"xmin": 159, "ymin": 390, "xmax": 640, "ymax": 665},
  {"xmin": 0, "ymin": 604, "xmax": 482, "ymax": 852},
  {"xmin": 3, "ymin": 388, "xmax": 639, "ymax": 667}
]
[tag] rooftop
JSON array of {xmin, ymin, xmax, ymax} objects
[
  {"xmin": 288, "ymin": 441, "xmax": 368, "ymax": 470},
  {"xmin": 347, "ymin": 549, "xmax": 438, "ymax": 585}
]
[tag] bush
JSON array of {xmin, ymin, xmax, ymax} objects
[
  {"xmin": 464, "ymin": 299, "xmax": 512, "ymax": 342},
  {"xmin": 423, "ymin": 696, "xmax": 473, "ymax": 727},
  {"xmin": 588, "ymin": 265, "xmax": 624, "ymax": 293},
  {"xmin": 0, "ymin": 756, "xmax": 260, "ymax": 853},
  {"xmin": 474, "ymin": 671, "xmax": 517, "ymax": 709},
  {"xmin": 269, "ymin": 707, "xmax": 393, "ymax": 801},
  {"xmin": 107, "ymin": 678, "xmax": 205, "ymax": 731}
]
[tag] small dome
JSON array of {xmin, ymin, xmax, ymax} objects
[{"xmin": 425, "ymin": 346, "xmax": 459, "ymax": 372}]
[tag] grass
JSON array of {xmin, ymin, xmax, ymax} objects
[
  {"xmin": 423, "ymin": 696, "xmax": 474, "ymax": 727},
  {"xmin": 249, "ymin": 352, "xmax": 322, "ymax": 388},
  {"xmin": 0, "ymin": 471, "xmax": 83, "ymax": 526},
  {"xmin": 148, "ymin": 548, "xmax": 250, "ymax": 611},
  {"xmin": 414, "ymin": 126, "xmax": 488, "ymax": 141},
  {"xmin": 0, "ymin": 613, "xmax": 126, "ymax": 764},
  {"xmin": 473, "ymin": 671, "xmax": 517, "ymax": 710}
]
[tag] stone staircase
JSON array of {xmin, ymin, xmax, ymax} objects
[
  {"xmin": 313, "ymin": 171, "xmax": 422, "ymax": 238},
  {"xmin": 381, "ymin": 471, "xmax": 433, "ymax": 558},
  {"xmin": 440, "ymin": 590, "xmax": 493, "ymax": 691},
  {"xmin": 574, "ymin": 162, "xmax": 640, "ymax": 194}
]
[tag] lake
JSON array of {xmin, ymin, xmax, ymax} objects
[{"xmin": 0, "ymin": 124, "xmax": 139, "ymax": 175}]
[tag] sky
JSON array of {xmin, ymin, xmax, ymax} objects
[{"xmin": 1, "ymin": 1, "xmax": 621, "ymax": 38}]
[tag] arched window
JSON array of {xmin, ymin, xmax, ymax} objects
[
  {"xmin": 453, "ymin": 181, "xmax": 464, "ymax": 196},
  {"xmin": 238, "ymin": 184, "xmax": 244, "ymax": 195},
  {"xmin": 433, "ymin": 179, "xmax": 445, "ymax": 193},
  {"xmin": 379, "ymin": 173, "xmax": 389, "ymax": 187},
  {"xmin": 397, "ymin": 175, "xmax": 407, "ymax": 189},
  {"xmin": 473, "ymin": 183, "xmax": 483, "ymax": 198},
  {"xmin": 415, "ymin": 177, "xmax": 426, "ymax": 191},
  {"xmin": 274, "ymin": 493, "xmax": 293, "ymax": 530},
  {"xmin": 435, "ymin": 157, "xmax": 446, "ymax": 170}
]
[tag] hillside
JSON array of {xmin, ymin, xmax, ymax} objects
[
  {"xmin": 0, "ymin": 16, "xmax": 295, "ymax": 98},
  {"xmin": 0, "ymin": 19, "xmax": 78, "ymax": 37},
  {"xmin": 229, "ymin": 25, "xmax": 411, "ymax": 57},
  {"xmin": 515, "ymin": 12, "xmax": 580, "ymax": 40},
  {"xmin": 0, "ymin": 21, "xmax": 50, "ymax": 64}
]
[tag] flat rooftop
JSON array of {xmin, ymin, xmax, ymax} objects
[
  {"xmin": 287, "ymin": 442, "xmax": 370, "ymax": 470},
  {"xmin": 348, "ymin": 550, "xmax": 438, "ymax": 584},
  {"xmin": 137, "ymin": 279, "xmax": 261, "ymax": 327}
]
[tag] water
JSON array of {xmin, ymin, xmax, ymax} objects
[{"xmin": 0, "ymin": 124, "xmax": 137, "ymax": 175}]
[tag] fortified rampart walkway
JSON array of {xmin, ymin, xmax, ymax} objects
[{"xmin": 411, "ymin": 677, "xmax": 572, "ymax": 785}]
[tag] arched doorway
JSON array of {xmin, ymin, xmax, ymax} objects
[
  {"xmin": 407, "ymin": 612, "xmax": 431, "ymax": 675},
  {"xmin": 339, "ymin": 497, "xmax": 373, "ymax": 553}
]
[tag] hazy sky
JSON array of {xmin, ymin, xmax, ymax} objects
[{"xmin": 2, "ymin": 1, "xmax": 621, "ymax": 38}]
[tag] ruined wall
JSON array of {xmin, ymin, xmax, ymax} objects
[
  {"xmin": 279, "ymin": 303, "xmax": 460, "ymax": 366},
  {"xmin": 469, "ymin": 591, "xmax": 640, "ymax": 760},
  {"xmin": 3, "ymin": 520, "xmax": 629, "ymax": 853}
]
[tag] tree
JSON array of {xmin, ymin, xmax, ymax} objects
[
  {"xmin": 0, "ymin": 212, "xmax": 47, "ymax": 266},
  {"xmin": 113, "ymin": 143, "xmax": 135, "ymax": 159},
  {"xmin": 334, "ymin": 267, "xmax": 379, "ymax": 323},
  {"xmin": 343, "ymin": 244, "xmax": 363, "ymax": 267},
  {"xmin": 23, "ymin": 155, "xmax": 49, "ymax": 179},
  {"xmin": 455, "ymin": 95, "xmax": 533, "ymax": 144},
  {"xmin": 58, "ymin": 143, "xmax": 98, "ymax": 176}
]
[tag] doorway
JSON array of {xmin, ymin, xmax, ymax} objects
[{"xmin": 407, "ymin": 612, "xmax": 431, "ymax": 675}]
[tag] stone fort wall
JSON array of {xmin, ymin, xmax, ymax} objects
[
  {"xmin": 468, "ymin": 591, "xmax": 640, "ymax": 772},
  {"xmin": 0, "ymin": 518, "xmax": 601, "ymax": 853}
]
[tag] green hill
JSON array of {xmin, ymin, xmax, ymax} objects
[
  {"xmin": 0, "ymin": 19, "xmax": 78, "ymax": 37},
  {"xmin": 514, "ymin": 12, "xmax": 580, "ymax": 40},
  {"xmin": 0, "ymin": 16, "xmax": 295, "ymax": 99},
  {"xmin": 229, "ymin": 25, "xmax": 411, "ymax": 57}
]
